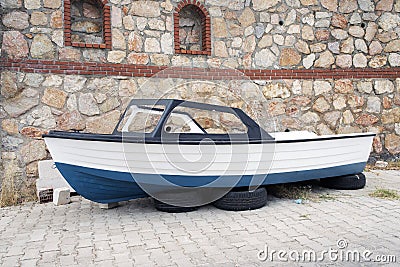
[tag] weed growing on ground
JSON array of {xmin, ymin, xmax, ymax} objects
[
  {"xmin": 364, "ymin": 165, "xmax": 372, "ymax": 172},
  {"xmin": 369, "ymin": 188, "xmax": 400, "ymax": 200},
  {"xmin": 365, "ymin": 160, "xmax": 400, "ymax": 171},
  {"xmin": 268, "ymin": 182, "xmax": 339, "ymax": 203},
  {"xmin": 318, "ymin": 194, "xmax": 336, "ymax": 200},
  {"xmin": 299, "ymin": 214, "xmax": 310, "ymax": 220},
  {"xmin": 268, "ymin": 183, "xmax": 314, "ymax": 201},
  {"xmin": 387, "ymin": 161, "xmax": 400, "ymax": 170}
]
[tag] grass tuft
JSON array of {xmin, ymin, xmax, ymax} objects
[
  {"xmin": 268, "ymin": 181, "xmax": 339, "ymax": 203},
  {"xmin": 387, "ymin": 161, "xmax": 400, "ymax": 170},
  {"xmin": 268, "ymin": 183, "xmax": 313, "ymax": 200},
  {"xmin": 365, "ymin": 160, "xmax": 400, "ymax": 171},
  {"xmin": 18, "ymin": 178, "xmax": 38, "ymax": 203},
  {"xmin": 364, "ymin": 164, "xmax": 372, "ymax": 172},
  {"xmin": 318, "ymin": 194, "xmax": 336, "ymax": 200},
  {"xmin": 369, "ymin": 188, "xmax": 400, "ymax": 200},
  {"xmin": 299, "ymin": 214, "xmax": 310, "ymax": 220},
  {"xmin": 0, "ymin": 161, "xmax": 19, "ymax": 207}
]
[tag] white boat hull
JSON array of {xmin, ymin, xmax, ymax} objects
[{"xmin": 44, "ymin": 131, "xmax": 374, "ymax": 203}]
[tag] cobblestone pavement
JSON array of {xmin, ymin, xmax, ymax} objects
[{"xmin": 1, "ymin": 170, "xmax": 399, "ymax": 266}]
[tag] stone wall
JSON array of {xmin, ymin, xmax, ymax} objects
[
  {"xmin": 1, "ymin": 0, "xmax": 400, "ymax": 67},
  {"xmin": 1, "ymin": 0, "xmax": 400, "ymax": 200}
]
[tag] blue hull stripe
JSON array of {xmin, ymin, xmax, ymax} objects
[{"xmin": 55, "ymin": 162, "xmax": 366, "ymax": 203}]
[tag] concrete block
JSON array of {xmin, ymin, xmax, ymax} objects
[
  {"xmin": 53, "ymin": 187, "xmax": 71, "ymax": 205},
  {"xmin": 37, "ymin": 160, "xmax": 75, "ymax": 193},
  {"xmin": 99, "ymin": 202, "xmax": 119, "ymax": 209}
]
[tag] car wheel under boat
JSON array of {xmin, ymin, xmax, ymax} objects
[{"xmin": 43, "ymin": 99, "xmax": 375, "ymax": 207}]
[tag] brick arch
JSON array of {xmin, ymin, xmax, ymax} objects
[
  {"xmin": 64, "ymin": 0, "xmax": 111, "ymax": 49},
  {"xmin": 174, "ymin": 0, "xmax": 211, "ymax": 55}
]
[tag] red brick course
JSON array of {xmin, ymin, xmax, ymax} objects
[{"xmin": 1, "ymin": 58, "xmax": 400, "ymax": 80}]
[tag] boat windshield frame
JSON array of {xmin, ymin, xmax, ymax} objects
[{"xmin": 113, "ymin": 99, "xmax": 274, "ymax": 142}]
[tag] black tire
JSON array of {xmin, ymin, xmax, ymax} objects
[
  {"xmin": 320, "ymin": 173, "xmax": 366, "ymax": 190},
  {"xmin": 213, "ymin": 187, "xmax": 267, "ymax": 211},
  {"xmin": 153, "ymin": 199, "xmax": 198, "ymax": 213},
  {"xmin": 152, "ymin": 190, "xmax": 202, "ymax": 213}
]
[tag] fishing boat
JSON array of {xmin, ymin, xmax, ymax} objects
[{"xmin": 43, "ymin": 99, "xmax": 375, "ymax": 205}]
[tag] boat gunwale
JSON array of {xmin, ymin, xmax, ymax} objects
[{"xmin": 43, "ymin": 131, "xmax": 376, "ymax": 144}]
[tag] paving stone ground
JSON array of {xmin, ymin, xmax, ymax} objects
[{"xmin": 1, "ymin": 170, "xmax": 399, "ymax": 266}]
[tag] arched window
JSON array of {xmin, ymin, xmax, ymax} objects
[
  {"xmin": 64, "ymin": 0, "xmax": 111, "ymax": 49},
  {"xmin": 174, "ymin": 1, "xmax": 211, "ymax": 55}
]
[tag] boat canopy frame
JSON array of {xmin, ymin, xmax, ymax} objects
[{"xmin": 113, "ymin": 99, "xmax": 274, "ymax": 142}]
